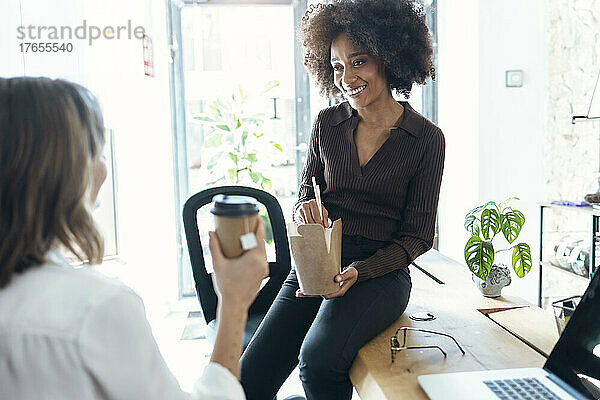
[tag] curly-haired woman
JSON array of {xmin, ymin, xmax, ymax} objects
[{"xmin": 239, "ymin": 1, "xmax": 445, "ymax": 399}]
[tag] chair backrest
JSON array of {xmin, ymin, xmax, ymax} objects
[{"xmin": 183, "ymin": 186, "xmax": 291, "ymax": 324}]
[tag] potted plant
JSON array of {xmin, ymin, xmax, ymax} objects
[
  {"xmin": 193, "ymin": 82, "xmax": 284, "ymax": 243},
  {"xmin": 463, "ymin": 197, "xmax": 533, "ymax": 297},
  {"xmin": 194, "ymin": 81, "xmax": 283, "ymax": 191}
]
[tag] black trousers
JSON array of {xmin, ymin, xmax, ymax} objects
[{"xmin": 240, "ymin": 234, "xmax": 412, "ymax": 400}]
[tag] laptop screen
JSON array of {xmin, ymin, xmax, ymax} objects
[{"xmin": 544, "ymin": 270, "xmax": 600, "ymax": 399}]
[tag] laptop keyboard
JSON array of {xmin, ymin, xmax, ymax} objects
[{"xmin": 484, "ymin": 378, "xmax": 562, "ymax": 400}]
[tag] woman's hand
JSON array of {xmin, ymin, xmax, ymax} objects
[
  {"xmin": 296, "ymin": 266, "xmax": 359, "ymax": 299},
  {"xmin": 297, "ymin": 199, "xmax": 329, "ymax": 227},
  {"xmin": 208, "ymin": 219, "xmax": 269, "ymax": 310},
  {"xmin": 208, "ymin": 219, "xmax": 269, "ymax": 378},
  {"xmin": 323, "ymin": 267, "xmax": 358, "ymax": 299}
]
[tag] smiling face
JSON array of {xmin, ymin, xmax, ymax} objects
[{"xmin": 330, "ymin": 33, "xmax": 390, "ymax": 109}]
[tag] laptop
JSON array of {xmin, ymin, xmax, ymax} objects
[{"xmin": 418, "ymin": 269, "xmax": 600, "ymax": 400}]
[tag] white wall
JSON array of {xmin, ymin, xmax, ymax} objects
[
  {"xmin": 0, "ymin": 0, "xmax": 180, "ymax": 312},
  {"xmin": 478, "ymin": 0, "xmax": 545, "ymax": 303},
  {"xmin": 1, "ymin": 0, "xmax": 26, "ymax": 76},
  {"xmin": 438, "ymin": 0, "xmax": 546, "ymax": 304},
  {"xmin": 436, "ymin": 0, "xmax": 480, "ymax": 265}
]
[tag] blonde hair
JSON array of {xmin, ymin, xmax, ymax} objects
[{"xmin": 0, "ymin": 77, "xmax": 105, "ymax": 288}]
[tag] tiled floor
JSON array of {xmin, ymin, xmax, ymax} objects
[
  {"xmin": 96, "ymin": 261, "xmax": 358, "ymax": 398},
  {"xmin": 148, "ymin": 306, "xmax": 308, "ymax": 397},
  {"xmin": 148, "ymin": 304, "xmax": 359, "ymax": 399}
]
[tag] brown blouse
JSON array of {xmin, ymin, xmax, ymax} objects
[{"xmin": 294, "ymin": 101, "xmax": 445, "ymax": 282}]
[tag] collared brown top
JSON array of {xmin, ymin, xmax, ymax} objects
[{"xmin": 294, "ymin": 101, "xmax": 445, "ymax": 282}]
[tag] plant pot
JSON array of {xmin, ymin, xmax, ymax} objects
[{"xmin": 472, "ymin": 264, "xmax": 512, "ymax": 297}]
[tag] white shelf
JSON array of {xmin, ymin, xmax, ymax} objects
[{"xmin": 539, "ymin": 261, "xmax": 590, "ymax": 283}]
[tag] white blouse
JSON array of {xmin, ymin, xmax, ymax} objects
[{"xmin": 0, "ymin": 252, "xmax": 245, "ymax": 400}]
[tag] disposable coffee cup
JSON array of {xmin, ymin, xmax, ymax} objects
[{"xmin": 210, "ymin": 195, "xmax": 260, "ymax": 258}]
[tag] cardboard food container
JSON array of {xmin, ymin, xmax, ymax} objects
[{"xmin": 287, "ymin": 219, "xmax": 342, "ymax": 295}]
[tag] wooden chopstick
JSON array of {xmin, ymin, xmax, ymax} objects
[{"xmin": 312, "ymin": 176, "xmax": 324, "ymax": 226}]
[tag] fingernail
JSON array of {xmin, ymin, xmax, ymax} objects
[{"xmin": 336, "ymin": 276, "xmax": 342, "ymax": 282}]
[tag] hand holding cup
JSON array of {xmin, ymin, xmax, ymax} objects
[{"xmin": 208, "ymin": 218, "xmax": 269, "ymax": 310}]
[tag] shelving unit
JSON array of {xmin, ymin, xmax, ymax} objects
[
  {"xmin": 539, "ymin": 261, "xmax": 590, "ymax": 283},
  {"xmin": 539, "ymin": 203, "xmax": 599, "ymax": 307}
]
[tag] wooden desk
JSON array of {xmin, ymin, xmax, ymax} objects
[
  {"xmin": 349, "ymin": 250, "xmax": 559, "ymax": 400},
  {"xmin": 486, "ymin": 306, "xmax": 559, "ymax": 357}
]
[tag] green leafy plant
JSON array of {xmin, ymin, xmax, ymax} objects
[
  {"xmin": 464, "ymin": 197, "xmax": 533, "ymax": 281},
  {"xmin": 194, "ymin": 81, "xmax": 283, "ymax": 191},
  {"xmin": 194, "ymin": 82, "xmax": 282, "ymax": 244}
]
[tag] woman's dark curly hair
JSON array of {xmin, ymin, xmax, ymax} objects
[{"xmin": 299, "ymin": 0, "xmax": 435, "ymax": 99}]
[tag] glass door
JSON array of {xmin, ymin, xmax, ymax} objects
[{"xmin": 168, "ymin": 0, "xmax": 309, "ymax": 297}]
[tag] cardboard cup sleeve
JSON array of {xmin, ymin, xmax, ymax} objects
[
  {"xmin": 288, "ymin": 219, "xmax": 342, "ymax": 295},
  {"xmin": 214, "ymin": 214, "xmax": 258, "ymax": 258}
]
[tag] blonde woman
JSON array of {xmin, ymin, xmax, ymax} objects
[{"xmin": 0, "ymin": 77, "xmax": 267, "ymax": 399}]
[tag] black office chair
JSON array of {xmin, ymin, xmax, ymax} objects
[{"xmin": 183, "ymin": 186, "xmax": 291, "ymax": 349}]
